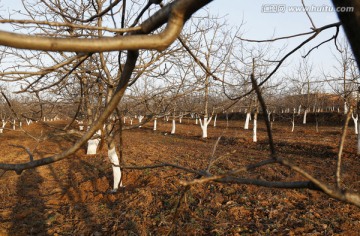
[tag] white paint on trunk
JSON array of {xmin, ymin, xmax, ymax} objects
[
  {"xmin": 344, "ymin": 102, "xmax": 348, "ymax": 114},
  {"xmin": 352, "ymin": 113, "xmax": 358, "ymax": 134},
  {"xmin": 297, "ymin": 105, "xmax": 302, "ymax": 115},
  {"xmin": 244, "ymin": 112, "xmax": 251, "ymax": 130},
  {"xmin": 199, "ymin": 116, "xmax": 212, "ymax": 138},
  {"xmin": 79, "ymin": 125, "xmax": 84, "ymax": 131},
  {"xmin": 12, "ymin": 120, "xmax": 16, "ymax": 130},
  {"xmin": 0, "ymin": 122, "xmax": 4, "ymax": 133},
  {"xmin": 138, "ymin": 115, "xmax": 144, "ymax": 128},
  {"xmin": 153, "ymin": 118, "xmax": 157, "ymax": 131},
  {"xmin": 213, "ymin": 114, "xmax": 217, "ymax": 127},
  {"xmin": 171, "ymin": 119, "xmax": 176, "ymax": 134},
  {"xmin": 303, "ymin": 109, "xmax": 308, "ymax": 124},
  {"xmin": 253, "ymin": 116, "xmax": 257, "ymax": 142},
  {"xmin": 108, "ymin": 147, "xmax": 122, "ymax": 191},
  {"xmin": 291, "ymin": 109, "xmax": 295, "ymax": 132},
  {"xmin": 87, "ymin": 139, "xmax": 99, "ymax": 154},
  {"xmin": 86, "ymin": 130, "xmax": 101, "ymax": 155}
]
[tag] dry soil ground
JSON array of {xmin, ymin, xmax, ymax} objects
[{"xmin": 0, "ymin": 118, "xmax": 359, "ymax": 235}]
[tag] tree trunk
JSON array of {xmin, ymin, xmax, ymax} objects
[
  {"xmin": 331, "ymin": 0, "xmax": 360, "ymax": 68},
  {"xmin": 303, "ymin": 109, "xmax": 308, "ymax": 124},
  {"xmin": 344, "ymin": 102, "xmax": 348, "ymax": 115},
  {"xmin": 86, "ymin": 130, "xmax": 101, "ymax": 155},
  {"xmin": 253, "ymin": 112, "xmax": 258, "ymax": 142},
  {"xmin": 153, "ymin": 117, "xmax": 157, "ymax": 131},
  {"xmin": 297, "ymin": 105, "xmax": 302, "ymax": 115},
  {"xmin": 138, "ymin": 115, "xmax": 144, "ymax": 128},
  {"xmin": 352, "ymin": 113, "xmax": 358, "ymax": 134},
  {"xmin": 171, "ymin": 118, "xmax": 176, "ymax": 134},
  {"xmin": 108, "ymin": 147, "xmax": 122, "ymax": 191},
  {"xmin": 244, "ymin": 112, "xmax": 251, "ymax": 130},
  {"xmin": 199, "ymin": 116, "xmax": 212, "ymax": 138}
]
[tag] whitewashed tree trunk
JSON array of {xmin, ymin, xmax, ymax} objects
[
  {"xmin": 303, "ymin": 109, "xmax": 308, "ymax": 124},
  {"xmin": 213, "ymin": 114, "xmax": 217, "ymax": 127},
  {"xmin": 291, "ymin": 109, "xmax": 295, "ymax": 132},
  {"xmin": 26, "ymin": 119, "xmax": 31, "ymax": 125},
  {"xmin": 344, "ymin": 102, "xmax": 348, "ymax": 114},
  {"xmin": 12, "ymin": 120, "xmax": 16, "ymax": 130},
  {"xmin": 86, "ymin": 130, "xmax": 101, "ymax": 155},
  {"xmin": 138, "ymin": 115, "xmax": 144, "ymax": 128},
  {"xmin": 352, "ymin": 113, "xmax": 358, "ymax": 134},
  {"xmin": 171, "ymin": 118, "xmax": 176, "ymax": 134},
  {"xmin": 153, "ymin": 117, "xmax": 157, "ymax": 131},
  {"xmin": 0, "ymin": 122, "xmax": 4, "ymax": 133},
  {"xmin": 87, "ymin": 139, "xmax": 100, "ymax": 154},
  {"xmin": 244, "ymin": 112, "xmax": 251, "ymax": 130},
  {"xmin": 297, "ymin": 105, "xmax": 302, "ymax": 115},
  {"xmin": 253, "ymin": 112, "xmax": 258, "ymax": 142},
  {"xmin": 199, "ymin": 116, "xmax": 212, "ymax": 138},
  {"xmin": 108, "ymin": 147, "xmax": 123, "ymax": 191},
  {"xmin": 123, "ymin": 117, "xmax": 127, "ymax": 124},
  {"xmin": 130, "ymin": 118, "xmax": 133, "ymax": 125}
]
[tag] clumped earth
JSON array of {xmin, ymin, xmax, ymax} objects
[{"xmin": 0, "ymin": 118, "xmax": 359, "ymax": 235}]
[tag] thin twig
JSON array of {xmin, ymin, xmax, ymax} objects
[
  {"xmin": 336, "ymin": 106, "xmax": 352, "ymax": 189},
  {"xmin": 301, "ymin": 0, "xmax": 316, "ymax": 29}
]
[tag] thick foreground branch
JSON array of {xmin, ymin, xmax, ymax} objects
[{"xmin": 0, "ymin": 0, "xmax": 212, "ymax": 52}]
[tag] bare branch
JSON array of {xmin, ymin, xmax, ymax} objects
[
  {"xmin": 336, "ymin": 106, "xmax": 352, "ymax": 189},
  {"xmin": 9, "ymin": 145, "xmax": 34, "ymax": 162}
]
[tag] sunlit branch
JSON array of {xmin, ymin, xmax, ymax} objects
[
  {"xmin": 0, "ymin": 19, "xmax": 141, "ymax": 33},
  {"xmin": 0, "ymin": 0, "xmax": 212, "ymax": 52}
]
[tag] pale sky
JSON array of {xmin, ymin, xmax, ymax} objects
[
  {"xmin": 0, "ymin": 0, "xmax": 352, "ymax": 91},
  {"xmin": 206, "ymin": 1, "xmax": 347, "ymax": 83}
]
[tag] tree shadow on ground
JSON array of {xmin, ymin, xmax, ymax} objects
[{"xmin": 9, "ymin": 169, "xmax": 47, "ymax": 235}]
